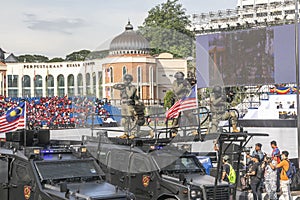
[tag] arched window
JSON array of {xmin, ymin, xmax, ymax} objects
[
  {"xmin": 67, "ymin": 74, "xmax": 75, "ymax": 96},
  {"xmin": 122, "ymin": 66, "xmax": 127, "ymax": 76},
  {"xmin": 92, "ymin": 72, "xmax": 96, "ymax": 96},
  {"xmin": 77, "ymin": 73, "xmax": 83, "ymax": 96},
  {"xmin": 22, "ymin": 75, "xmax": 31, "ymax": 97},
  {"xmin": 149, "ymin": 67, "xmax": 153, "ymax": 99},
  {"xmin": 46, "ymin": 75, "xmax": 54, "ymax": 97},
  {"xmin": 86, "ymin": 73, "xmax": 91, "ymax": 95},
  {"xmin": 110, "ymin": 67, "xmax": 113, "ymax": 83},
  {"xmin": 98, "ymin": 71, "xmax": 103, "ymax": 99},
  {"xmin": 34, "ymin": 75, "xmax": 43, "ymax": 97},
  {"xmin": 57, "ymin": 74, "xmax": 65, "ymax": 97},
  {"xmin": 137, "ymin": 66, "xmax": 142, "ymax": 99}
]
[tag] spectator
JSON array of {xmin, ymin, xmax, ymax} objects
[
  {"xmin": 271, "ymin": 140, "xmax": 281, "ymax": 192},
  {"xmin": 262, "ymin": 155, "xmax": 278, "ymax": 200},
  {"xmin": 289, "ymin": 101, "xmax": 295, "ymax": 109},
  {"xmin": 270, "ymin": 151, "xmax": 292, "ymax": 200},
  {"xmin": 251, "ymin": 143, "xmax": 264, "ymax": 162}
]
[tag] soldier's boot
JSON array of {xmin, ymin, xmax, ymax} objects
[
  {"xmin": 192, "ymin": 130, "xmax": 198, "ymax": 135},
  {"xmin": 232, "ymin": 124, "xmax": 239, "ymax": 133},
  {"xmin": 129, "ymin": 134, "xmax": 135, "ymax": 139},
  {"xmin": 171, "ymin": 132, "xmax": 177, "ymax": 138},
  {"xmin": 119, "ymin": 133, "xmax": 128, "ymax": 139}
]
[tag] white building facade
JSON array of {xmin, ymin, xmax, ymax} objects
[
  {"xmin": 4, "ymin": 22, "xmax": 187, "ymax": 103},
  {"xmin": 191, "ymin": 0, "xmax": 298, "ymax": 32}
]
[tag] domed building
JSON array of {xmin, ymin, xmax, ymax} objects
[
  {"xmin": 109, "ymin": 22, "xmax": 150, "ymax": 56},
  {"xmin": 102, "ymin": 21, "xmax": 187, "ymax": 104}
]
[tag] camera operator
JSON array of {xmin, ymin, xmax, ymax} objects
[
  {"xmin": 246, "ymin": 143, "xmax": 264, "ymax": 166},
  {"xmin": 246, "ymin": 155, "xmax": 262, "ymax": 200}
]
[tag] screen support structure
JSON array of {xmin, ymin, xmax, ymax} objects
[{"xmin": 295, "ymin": 0, "xmax": 300, "ymax": 170}]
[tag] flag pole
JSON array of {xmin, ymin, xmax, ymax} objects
[
  {"xmin": 294, "ymin": 0, "xmax": 300, "ymax": 170},
  {"xmin": 23, "ymin": 100, "xmax": 27, "ymax": 147}
]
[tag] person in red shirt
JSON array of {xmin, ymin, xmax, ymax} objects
[
  {"xmin": 270, "ymin": 150, "xmax": 291, "ymax": 200},
  {"xmin": 271, "ymin": 140, "xmax": 281, "ymax": 193}
]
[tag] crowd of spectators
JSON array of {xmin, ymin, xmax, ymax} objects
[{"xmin": 0, "ymin": 95, "xmax": 115, "ymax": 129}]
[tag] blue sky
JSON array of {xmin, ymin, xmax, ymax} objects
[{"xmin": 0, "ymin": 0, "xmax": 236, "ymax": 58}]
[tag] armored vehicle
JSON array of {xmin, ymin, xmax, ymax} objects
[
  {"xmin": 0, "ymin": 129, "xmax": 134, "ymax": 200},
  {"xmin": 83, "ymin": 132, "xmax": 232, "ymax": 200}
]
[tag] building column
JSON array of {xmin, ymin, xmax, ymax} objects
[
  {"xmin": 43, "ymin": 75, "xmax": 47, "ymax": 97},
  {"xmin": 31, "ymin": 75, "xmax": 35, "ymax": 97},
  {"xmin": 54, "ymin": 75, "xmax": 58, "ymax": 96}
]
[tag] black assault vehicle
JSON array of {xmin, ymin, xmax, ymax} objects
[
  {"xmin": 0, "ymin": 129, "xmax": 135, "ymax": 200},
  {"xmin": 83, "ymin": 131, "xmax": 232, "ymax": 200}
]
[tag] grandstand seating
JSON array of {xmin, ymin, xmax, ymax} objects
[{"xmin": 0, "ymin": 96, "xmax": 120, "ymax": 129}]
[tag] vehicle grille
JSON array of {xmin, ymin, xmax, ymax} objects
[
  {"xmin": 95, "ymin": 198, "xmax": 127, "ymax": 200},
  {"xmin": 203, "ymin": 185, "xmax": 230, "ymax": 200}
]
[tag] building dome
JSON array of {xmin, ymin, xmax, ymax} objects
[{"xmin": 109, "ymin": 21, "xmax": 150, "ymax": 56}]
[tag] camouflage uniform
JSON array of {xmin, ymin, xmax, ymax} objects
[
  {"xmin": 208, "ymin": 86, "xmax": 238, "ymax": 133},
  {"xmin": 170, "ymin": 72, "xmax": 197, "ymax": 136},
  {"xmin": 113, "ymin": 74, "xmax": 137, "ymax": 138},
  {"xmin": 264, "ymin": 160, "xmax": 278, "ymax": 200},
  {"xmin": 182, "ymin": 71, "xmax": 198, "ymax": 134}
]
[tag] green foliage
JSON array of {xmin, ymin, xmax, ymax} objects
[
  {"xmin": 86, "ymin": 50, "xmax": 109, "ymax": 60},
  {"xmin": 138, "ymin": 0, "xmax": 195, "ymax": 58},
  {"xmin": 18, "ymin": 54, "xmax": 49, "ymax": 63},
  {"xmin": 65, "ymin": 49, "xmax": 91, "ymax": 61},
  {"xmin": 163, "ymin": 90, "xmax": 175, "ymax": 109},
  {"xmin": 49, "ymin": 57, "xmax": 65, "ymax": 62}
]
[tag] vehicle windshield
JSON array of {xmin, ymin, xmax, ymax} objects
[
  {"xmin": 155, "ymin": 156, "xmax": 205, "ymax": 173},
  {"xmin": 34, "ymin": 159, "xmax": 102, "ymax": 182}
]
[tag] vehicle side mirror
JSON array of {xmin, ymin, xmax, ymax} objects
[
  {"xmin": 179, "ymin": 173, "xmax": 185, "ymax": 182},
  {"xmin": 60, "ymin": 183, "xmax": 68, "ymax": 192}
]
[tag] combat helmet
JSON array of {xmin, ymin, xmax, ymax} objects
[
  {"xmin": 174, "ymin": 71, "xmax": 184, "ymax": 80},
  {"xmin": 123, "ymin": 74, "xmax": 133, "ymax": 82},
  {"xmin": 212, "ymin": 85, "xmax": 222, "ymax": 94}
]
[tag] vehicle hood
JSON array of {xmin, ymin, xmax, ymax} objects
[
  {"xmin": 184, "ymin": 174, "xmax": 229, "ymax": 186},
  {"xmin": 67, "ymin": 182, "xmax": 127, "ymax": 199},
  {"xmin": 44, "ymin": 182, "xmax": 128, "ymax": 200}
]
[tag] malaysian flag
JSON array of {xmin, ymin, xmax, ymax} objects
[
  {"xmin": 166, "ymin": 85, "xmax": 198, "ymax": 119},
  {"xmin": 0, "ymin": 101, "xmax": 26, "ymax": 133}
]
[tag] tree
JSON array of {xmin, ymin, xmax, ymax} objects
[
  {"xmin": 138, "ymin": 0, "xmax": 195, "ymax": 58},
  {"xmin": 49, "ymin": 57, "xmax": 65, "ymax": 62},
  {"xmin": 163, "ymin": 90, "xmax": 175, "ymax": 109},
  {"xmin": 18, "ymin": 54, "xmax": 49, "ymax": 63},
  {"xmin": 65, "ymin": 49, "xmax": 91, "ymax": 61}
]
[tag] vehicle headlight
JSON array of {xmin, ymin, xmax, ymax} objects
[
  {"xmin": 190, "ymin": 189, "xmax": 202, "ymax": 199},
  {"xmin": 191, "ymin": 190, "xmax": 197, "ymax": 198}
]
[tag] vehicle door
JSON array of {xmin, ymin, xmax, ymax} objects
[
  {"xmin": 107, "ymin": 149, "xmax": 131, "ymax": 189},
  {"xmin": 0, "ymin": 155, "xmax": 9, "ymax": 200},
  {"xmin": 128, "ymin": 153, "xmax": 158, "ymax": 200},
  {"xmin": 9, "ymin": 158, "xmax": 33, "ymax": 200}
]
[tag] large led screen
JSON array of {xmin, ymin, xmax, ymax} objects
[{"xmin": 196, "ymin": 24, "xmax": 298, "ymax": 88}]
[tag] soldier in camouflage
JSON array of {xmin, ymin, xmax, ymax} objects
[
  {"xmin": 208, "ymin": 86, "xmax": 238, "ymax": 133},
  {"xmin": 113, "ymin": 74, "xmax": 149, "ymax": 139},
  {"xmin": 170, "ymin": 72, "xmax": 198, "ymax": 137},
  {"xmin": 113, "ymin": 74, "xmax": 138, "ymax": 139}
]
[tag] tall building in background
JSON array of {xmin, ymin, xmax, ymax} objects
[{"xmin": 191, "ymin": 0, "xmax": 297, "ymax": 32}]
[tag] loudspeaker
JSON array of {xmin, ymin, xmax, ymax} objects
[
  {"xmin": 6, "ymin": 130, "xmax": 34, "ymax": 146},
  {"xmin": 5, "ymin": 129, "xmax": 50, "ymax": 146},
  {"xmin": 36, "ymin": 129, "xmax": 50, "ymax": 145}
]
